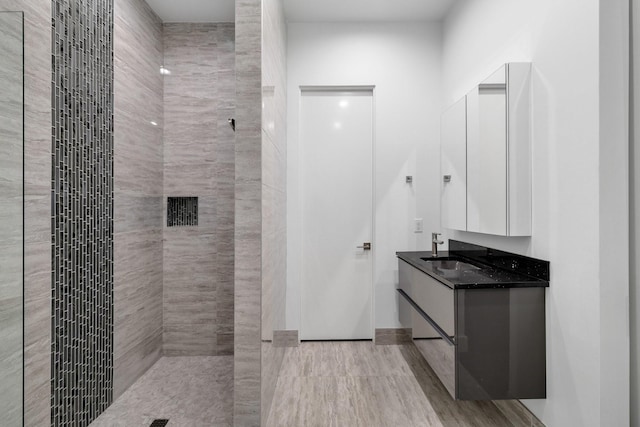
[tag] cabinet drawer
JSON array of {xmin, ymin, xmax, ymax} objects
[
  {"xmin": 399, "ymin": 260, "xmax": 455, "ymax": 338},
  {"xmin": 412, "ymin": 308, "xmax": 456, "ymax": 399}
]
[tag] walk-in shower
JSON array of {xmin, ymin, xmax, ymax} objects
[{"xmin": 0, "ymin": 0, "xmax": 274, "ymax": 424}]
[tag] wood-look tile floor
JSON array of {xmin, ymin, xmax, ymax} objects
[
  {"xmin": 266, "ymin": 341, "xmax": 532, "ymax": 427},
  {"xmin": 90, "ymin": 356, "xmax": 233, "ymax": 427}
]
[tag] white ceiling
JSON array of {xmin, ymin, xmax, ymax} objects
[
  {"xmin": 145, "ymin": 0, "xmax": 235, "ymax": 23},
  {"xmin": 284, "ymin": 0, "xmax": 458, "ymax": 23},
  {"xmin": 145, "ymin": 0, "xmax": 457, "ymax": 23}
]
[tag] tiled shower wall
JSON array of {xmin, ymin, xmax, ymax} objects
[
  {"xmin": 162, "ymin": 23, "xmax": 235, "ymax": 356},
  {"xmin": 261, "ymin": 0, "xmax": 288, "ymax": 422},
  {"xmin": 113, "ymin": 0, "xmax": 164, "ymax": 399},
  {"xmin": 51, "ymin": 0, "xmax": 114, "ymax": 424},
  {"xmin": 234, "ymin": 0, "xmax": 263, "ymax": 423},
  {"xmin": 0, "ymin": 11, "xmax": 25, "ymax": 426}
]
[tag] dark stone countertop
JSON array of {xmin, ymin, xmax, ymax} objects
[{"xmin": 397, "ymin": 244, "xmax": 549, "ymax": 290}]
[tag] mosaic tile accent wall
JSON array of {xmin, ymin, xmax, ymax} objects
[{"xmin": 51, "ymin": 0, "xmax": 114, "ymax": 425}]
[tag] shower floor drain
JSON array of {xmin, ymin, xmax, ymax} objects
[{"xmin": 150, "ymin": 420, "xmax": 169, "ymax": 427}]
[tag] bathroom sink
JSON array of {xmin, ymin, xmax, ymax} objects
[
  {"xmin": 421, "ymin": 257, "xmax": 481, "ymax": 271},
  {"xmin": 420, "ymin": 257, "xmax": 481, "ymax": 276}
]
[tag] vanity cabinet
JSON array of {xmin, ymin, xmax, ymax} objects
[
  {"xmin": 441, "ymin": 63, "xmax": 531, "ymax": 236},
  {"xmin": 398, "ymin": 260, "xmax": 457, "ymax": 397},
  {"xmin": 397, "ymin": 242, "xmax": 548, "ymax": 401}
]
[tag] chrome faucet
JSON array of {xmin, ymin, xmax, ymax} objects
[{"xmin": 431, "ymin": 232, "xmax": 443, "ymax": 257}]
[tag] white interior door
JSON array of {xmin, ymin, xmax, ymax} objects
[{"xmin": 300, "ymin": 89, "xmax": 373, "ymax": 340}]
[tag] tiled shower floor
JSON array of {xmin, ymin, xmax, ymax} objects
[{"xmin": 90, "ymin": 356, "xmax": 233, "ymax": 427}]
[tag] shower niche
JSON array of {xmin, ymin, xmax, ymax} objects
[{"xmin": 167, "ymin": 197, "xmax": 199, "ymax": 227}]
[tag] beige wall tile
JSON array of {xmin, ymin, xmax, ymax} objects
[
  {"xmin": 0, "ymin": 1, "xmax": 52, "ymax": 424},
  {"xmin": 113, "ymin": 0, "xmax": 164, "ymax": 400},
  {"xmin": 162, "ymin": 23, "xmax": 235, "ymax": 357},
  {"xmin": 234, "ymin": 5, "xmax": 263, "ymax": 423}
]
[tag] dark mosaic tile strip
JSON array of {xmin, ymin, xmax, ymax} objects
[
  {"xmin": 167, "ymin": 197, "xmax": 198, "ymax": 227},
  {"xmin": 51, "ymin": 0, "xmax": 114, "ymax": 425},
  {"xmin": 150, "ymin": 420, "xmax": 169, "ymax": 427}
]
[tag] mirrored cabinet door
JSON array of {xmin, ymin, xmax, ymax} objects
[
  {"xmin": 0, "ymin": 11, "xmax": 24, "ymax": 426},
  {"xmin": 466, "ymin": 65, "xmax": 508, "ymax": 235}
]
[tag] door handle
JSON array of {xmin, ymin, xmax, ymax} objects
[{"xmin": 357, "ymin": 242, "xmax": 372, "ymax": 250}]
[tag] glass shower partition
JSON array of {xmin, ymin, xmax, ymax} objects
[{"xmin": 0, "ymin": 10, "xmax": 24, "ymax": 427}]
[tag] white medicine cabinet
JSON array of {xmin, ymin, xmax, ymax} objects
[{"xmin": 441, "ymin": 63, "xmax": 532, "ymax": 237}]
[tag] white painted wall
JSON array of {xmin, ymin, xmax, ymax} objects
[
  {"xmin": 286, "ymin": 23, "xmax": 442, "ymax": 331},
  {"xmin": 442, "ymin": 1, "xmax": 629, "ymax": 426}
]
